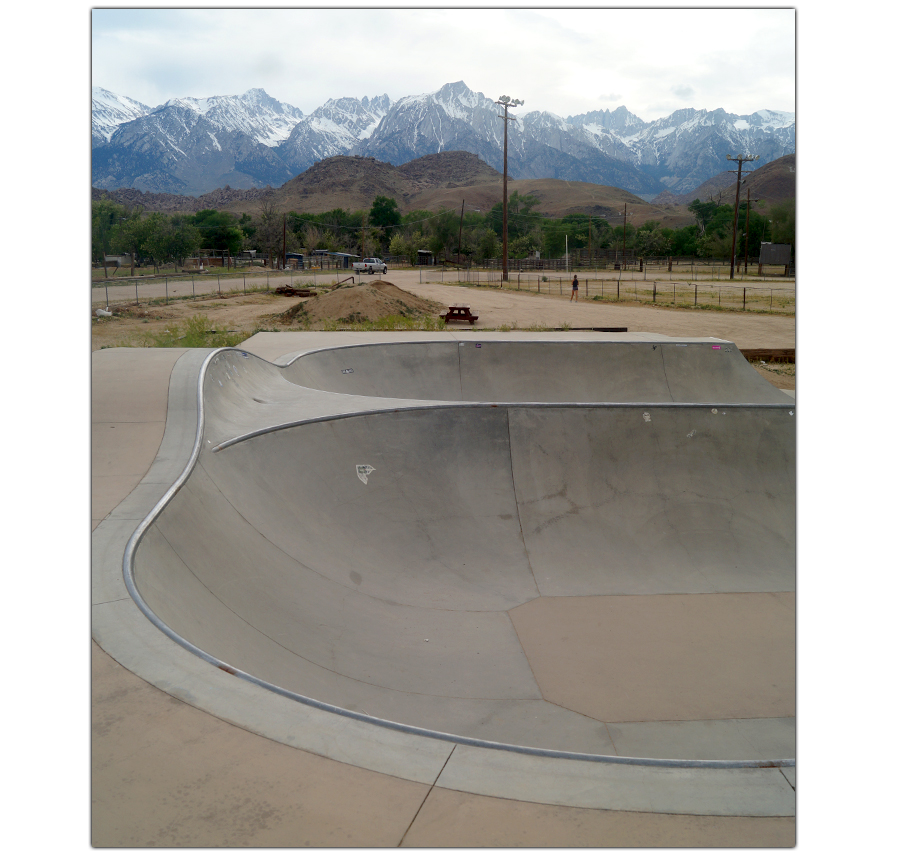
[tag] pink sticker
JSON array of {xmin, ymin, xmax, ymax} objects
[{"xmin": 712, "ymin": 345, "xmax": 721, "ymax": 350}]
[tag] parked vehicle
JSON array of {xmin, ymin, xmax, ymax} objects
[{"xmin": 352, "ymin": 257, "xmax": 388, "ymax": 275}]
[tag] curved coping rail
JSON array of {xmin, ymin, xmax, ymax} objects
[{"xmin": 122, "ymin": 346, "xmax": 796, "ymax": 771}]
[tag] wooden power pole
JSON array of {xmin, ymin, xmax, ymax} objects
[{"xmin": 726, "ymin": 154, "xmax": 759, "ymax": 279}]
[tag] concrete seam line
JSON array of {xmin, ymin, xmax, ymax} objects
[
  {"xmin": 121, "ymin": 346, "xmax": 795, "ymax": 771},
  {"xmin": 211, "ymin": 400, "xmax": 795, "ymax": 454}
]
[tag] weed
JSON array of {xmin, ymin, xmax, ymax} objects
[{"xmin": 132, "ymin": 314, "xmax": 247, "ymax": 348}]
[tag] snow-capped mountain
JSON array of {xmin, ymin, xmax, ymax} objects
[
  {"xmin": 91, "ymin": 98, "xmax": 295, "ymax": 195},
  {"xmin": 92, "ymin": 81, "xmax": 794, "ymax": 198},
  {"xmin": 276, "ymin": 94, "xmax": 392, "ymax": 174},
  {"xmin": 160, "ymin": 88, "xmax": 304, "ymax": 146},
  {"xmin": 597, "ymin": 107, "xmax": 796, "ymax": 193},
  {"xmin": 91, "ymin": 87, "xmax": 152, "ymax": 146}
]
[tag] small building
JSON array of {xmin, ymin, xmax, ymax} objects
[
  {"xmin": 104, "ymin": 253, "xmax": 133, "ymax": 266},
  {"xmin": 416, "ymin": 249, "xmax": 435, "ymax": 266},
  {"xmin": 330, "ymin": 252, "xmax": 358, "ymax": 269},
  {"xmin": 759, "ymin": 243, "xmax": 792, "ymax": 265}
]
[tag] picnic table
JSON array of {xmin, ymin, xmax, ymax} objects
[{"xmin": 442, "ymin": 305, "xmax": 478, "ymax": 325}]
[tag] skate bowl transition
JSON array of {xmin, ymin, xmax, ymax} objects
[{"xmin": 123, "ymin": 336, "xmax": 796, "ymax": 771}]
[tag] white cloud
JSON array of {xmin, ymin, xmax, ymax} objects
[{"xmin": 91, "ymin": 8, "xmax": 795, "ymax": 121}]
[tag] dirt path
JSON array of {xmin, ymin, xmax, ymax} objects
[
  {"xmin": 91, "ymin": 273, "xmax": 795, "ymax": 389},
  {"xmin": 396, "ymin": 280, "xmax": 795, "ymax": 349}
]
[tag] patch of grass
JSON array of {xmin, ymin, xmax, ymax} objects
[
  {"xmin": 321, "ymin": 313, "xmax": 448, "ymax": 332},
  {"xmin": 132, "ymin": 314, "xmax": 248, "ymax": 348}
]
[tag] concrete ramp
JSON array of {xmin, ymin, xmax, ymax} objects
[
  {"xmin": 129, "ymin": 336, "xmax": 795, "ymax": 761},
  {"xmin": 283, "ymin": 339, "xmax": 793, "ymax": 404}
]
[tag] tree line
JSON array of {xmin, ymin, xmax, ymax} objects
[{"xmin": 92, "ymin": 191, "xmax": 795, "ymax": 270}]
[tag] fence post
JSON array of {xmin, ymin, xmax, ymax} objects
[
  {"xmin": 135, "ymin": 281, "xmax": 138, "ymax": 306},
  {"xmin": 192, "ymin": 275, "xmax": 195, "ymax": 297},
  {"xmin": 165, "ymin": 277, "xmax": 168, "ymax": 304},
  {"xmin": 694, "ymin": 284, "xmax": 698, "ymax": 305},
  {"xmin": 653, "ymin": 282, "xmax": 656, "ymax": 302},
  {"xmin": 743, "ymin": 287, "xmax": 746, "ymax": 310},
  {"xmin": 105, "ymin": 283, "xmax": 109, "ymax": 307}
]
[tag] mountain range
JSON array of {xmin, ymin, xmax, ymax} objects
[{"xmin": 92, "ymin": 81, "xmax": 794, "ymax": 200}]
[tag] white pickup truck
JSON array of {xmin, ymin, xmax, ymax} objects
[{"xmin": 353, "ymin": 257, "xmax": 388, "ymax": 275}]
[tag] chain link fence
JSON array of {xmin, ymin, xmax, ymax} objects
[{"xmin": 92, "ymin": 264, "xmax": 795, "ymax": 316}]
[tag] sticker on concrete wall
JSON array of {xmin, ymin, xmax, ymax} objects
[
  {"xmin": 712, "ymin": 345, "xmax": 721, "ymax": 350},
  {"xmin": 642, "ymin": 412, "xmax": 651, "ymax": 422},
  {"xmin": 342, "ymin": 368, "xmax": 354, "ymax": 374},
  {"xmin": 357, "ymin": 465, "xmax": 376, "ymax": 484}
]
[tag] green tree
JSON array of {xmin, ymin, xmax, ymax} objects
[
  {"xmin": 189, "ymin": 209, "xmax": 245, "ymax": 255},
  {"xmin": 633, "ymin": 222, "xmax": 673, "ymax": 257},
  {"xmin": 475, "ymin": 228, "xmax": 500, "ymax": 262},
  {"xmin": 91, "ymin": 198, "xmax": 129, "ymax": 272},
  {"xmin": 109, "ymin": 207, "xmax": 149, "ymax": 274},
  {"xmin": 252, "ymin": 203, "xmax": 298, "ymax": 265},
  {"xmin": 688, "ymin": 199, "xmax": 720, "ymax": 235},
  {"xmin": 142, "ymin": 213, "xmax": 202, "ymax": 267},
  {"xmin": 487, "ymin": 190, "xmax": 541, "ymax": 242},
  {"xmin": 768, "ymin": 199, "xmax": 795, "ymax": 249},
  {"xmin": 369, "ymin": 196, "xmax": 401, "ymax": 237},
  {"xmin": 669, "ymin": 224, "xmax": 699, "ymax": 256}
]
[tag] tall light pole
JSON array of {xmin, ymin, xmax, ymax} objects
[
  {"xmin": 496, "ymin": 95, "xmax": 523, "ymax": 282},
  {"xmin": 726, "ymin": 153, "xmax": 759, "ymax": 279}
]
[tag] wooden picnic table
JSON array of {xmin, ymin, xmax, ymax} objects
[{"xmin": 442, "ymin": 305, "xmax": 478, "ymax": 325}]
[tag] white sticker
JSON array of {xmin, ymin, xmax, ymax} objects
[
  {"xmin": 357, "ymin": 465, "xmax": 376, "ymax": 484},
  {"xmin": 642, "ymin": 412, "xmax": 651, "ymax": 422}
]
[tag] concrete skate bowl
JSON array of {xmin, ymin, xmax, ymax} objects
[{"xmin": 127, "ymin": 338, "xmax": 796, "ymax": 766}]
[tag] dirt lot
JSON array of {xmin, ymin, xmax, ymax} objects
[{"xmin": 91, "ymin": 275, "xmax": 795, "ymax": 389}]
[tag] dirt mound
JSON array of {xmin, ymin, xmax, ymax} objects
[{"xmin": 279, "ymin": 280, "xmax": 444, "ymax": 326}]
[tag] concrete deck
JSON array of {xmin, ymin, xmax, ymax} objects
[{"xmin": 92, "ymin": 332, "xmax": 796, "ymax": 846}]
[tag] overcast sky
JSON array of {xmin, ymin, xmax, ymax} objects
[{"xmin": 91, "ymin": 7, "xmax": 795, "ymax": 121}]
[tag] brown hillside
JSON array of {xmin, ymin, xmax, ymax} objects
[
  {"xmin": 405, "ymin": 177, "xmax": 693, "ymax": 229},
  {"xmin": 655, "ymin": 154, "xmax": 795, "ymax": 209},
  {"xmin": 92, "ymin": 150, "xmax": 696, "ymax": 227}
]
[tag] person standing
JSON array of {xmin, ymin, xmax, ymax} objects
[{"xmin": 570, "ymin": 274, "xmax": 579, "ymax": 301}]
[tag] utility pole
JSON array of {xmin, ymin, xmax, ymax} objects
[
  {"xmin": 588, "ymin": 215, "xmax": 592, "ymax": 265},
  {"xmin": 496, "ymin": 95, "xmax": 524, "ymax": 282},
  {"xmin": 623, "ymin": 204, "xmax": 628, "ymax": 270},
  {"xmin": 744, "ymin": 187, "xmax": 760, "ymax": 274},
  {"xmin": 282, "ymin": 215, "xmax": 287, "ymax": 270},
  {"xmin": 457, "ymin": 199, "xmax": 465, "ymax": 267},
  {"xmin": 726, "ymin": 154, "xmax": 759, "ymax": 279}
]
